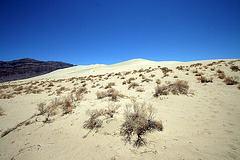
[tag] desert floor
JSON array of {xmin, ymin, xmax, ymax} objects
[{"xmin": 0, "ymin": 59, "xmax": 240, "ymax": 160}]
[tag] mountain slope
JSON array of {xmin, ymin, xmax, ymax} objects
[{"xmin": 0, "ymin": 58, "xmax": 75, "ymax": 82}]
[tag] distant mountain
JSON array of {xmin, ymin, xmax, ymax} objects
[{"xmin": 0, "ymin": 58, "xmax": 75, "ymax": 82}]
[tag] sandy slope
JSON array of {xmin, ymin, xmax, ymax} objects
[{"xmin": 0, "ymin": 59, "xmax": 240, "ymax": 160}]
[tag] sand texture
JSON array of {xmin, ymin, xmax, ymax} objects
[{"xmin": 0, "ymin": 59, "xmax": 240, "ymax": 160}]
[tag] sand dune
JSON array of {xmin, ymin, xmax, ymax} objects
[{"xmin": 0, "ymin": 59, "xmax": 240, "ymax": 160}]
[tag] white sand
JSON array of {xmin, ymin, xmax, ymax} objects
[{"xmin": 0, "ymin": 59, "xmax": 240, "ymax": 160}]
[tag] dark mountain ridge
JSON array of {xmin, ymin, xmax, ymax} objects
[{"xmin": 0, "ymin": 58, "xmax": 75, "ymax": 82}]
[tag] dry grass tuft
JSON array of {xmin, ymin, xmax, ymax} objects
[
  {"xmin": 156, "ymin": 78, "xmax": 161, "ymax": 84},
  {"xmin": 96, "ymin": 91, "xmax": 108, "ymax": 99},
  {"xmin": 128, "ymin": 82, "xmax": 139, "ymax": 90},
  {"xmin": 105, "ymin": 82, "xmax": 115, "ymax": 89},
  {"xmin": 0, "ymin": 107, "xmax": 5, "ymax": 116},
  {"xmin": 197, "ymin": 76, "xmax": 213, "ymax": 83},
  {"xmin": 223, "ymin": 76, "xmax": 239, "ymax": 85},
  {"xmin": 62, "ymin": 96, "xmax": 75, "ymax": 114},
  {"xmin": 217, "ymin": 72, "xmax": 226, "ymax": 79},
  {"xmin": 120, "ymin": 102, "xmax": 163, "ymax": 147},
  {"xmin": 154, "ymin": 80, "xmax": 189, "ymax": 97},
  {"xmin": 135, "ymin": 87, "xmax": 145, "ymax": 92},
  {"xmin": 230, "ymin": 65, "xmax": 239, "ymax": 72}
]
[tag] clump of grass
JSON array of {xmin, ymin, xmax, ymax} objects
[
  {"xmin": 197, "ymin": 76, "xmax": 213, "ymax": 83},
  {"xmin": 173, "ymin": 75, "xmax": 178, "ymax": 78},
  {"xmin": 223, "ymin": 76, "xmax": 239, "ymax": 85},
  {"xmin": 195, "ymin": 72, "xmax": 204, "ymax": 76},
  {"xmin": 217, "ymin": 72, "xmax": 226, "ymax": 79},
  {"xmin": 238, "ymin": 84, "xmax": 240, "ymax": 90},
  {"xmin": 105, "ymin": 82, "xmax": 115, "ymax": 89},
  {"xmin": 0, "ymin": 107, "xmax": 5, "ymax": 116},
  {"xmin": 141, "ymin": 78, "xmax": 153, "ymax": 83},
  {"xmin": 154, "ymin": 80, "xmax": 189, "ymax": 97},
  {"xmin": 120, "ymin": 102, "xmax": 163, "ymax": 147},
  {"xmin": 135, "ymin": 87, "xmax": 145, "ymax": 92},
  {"xmin": 230, "ymin": 65, "xmax": 239, "ymax": 72},
  {"xmin": 96, "ymin": 91, "xmax": 108, "ymax": 99},
  {"xmin": 37, "ymin": 102, "xmax": 46, "ymax": 115},
  {"xmin": 156, "ymin": 79, "xmax": 161, "ymax": 84},
  {"xmin": 128, "ymin": 82, "xmax": 139, "ymax": 90},
  {"xmin": 62, "ymin": 96, "xmax": 75, "ymax": 114}
]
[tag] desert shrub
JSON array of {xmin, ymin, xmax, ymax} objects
[
  {"xmin": 0, "ymin": 107, "xmax": 5, "ymax": 116},
  {"xmin": 135, "ymin": 87, "xmax": 145, "ymax": 92},
  {"xmin": 141, "ymin": 78, "xmax": 153, "ymax": 83},
  {"xmin": 37, "ymin": 102, "xmax": 46, "ymax": 115},
  {"xmin": 216, "ymin": 69, "xmax": 224, "ymax": 73},
  {"xmin": 62, "ymin": 95, "xmax": 75, "ymax": 114},
  {"xmin": 127, "ymin": 77, "xmax": 135, "ymax": 84},
  {"xmin": 14, "ymin": 86, "xmax": 23, "ymax": 91},
  {"xmin": 173, "ymin": 75, "xmax": 178, "ymax": 78},
  {"xmin": 83, "ymin": 109, "xmax": 103, "ymax": 130},
  {"xmin": 96, "ymin": 91, "xmax": 108, "ymax": 99},
  {"xmin": 223, "ymin": 76, "xmax": 239, "ymax": 85},
  {"xmin": 111, "ymin": 90, "xmax": 119, "ymax": 101},
  {"xmin": 105, "ymin": 82, "xmax": 115, "ymax": 89},
  {"xmin": 156, "ymin": 79, "xmax": 161, "ymax": 84},
  {"xmin": 154, "ymin": 80, "xmax": 189, "ymax": 97},
  {"xmin": 217, "ymin": 73, "xmax": 226, "ymax": 79},
  {"xmin": 197, "ymin": 76, "xmax": 213, "ymax": 83},
  {"xmin": 120, "ymin": 102, "xmax": 163, "ymax": 147},
  {"xmin": 195, "ymin": 72, "xmax": 204, "ymax": 76},
  {"xmin": 128, "ymin": 82, "xmax": 139, "ymax": 90},
  {"xmin": 48, "ymin": 81, "xmax": 54, "ymax": 87},
  {"xmin": 238, "ymin": 84, "xmax": 240, "ymax": 90},
  {"xmin": 230, "ymin": 65, "xmax": 239, "ymax": 72}
]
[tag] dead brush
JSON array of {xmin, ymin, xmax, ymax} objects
[
  {"xmin": 230, "ymin": 65, "xmax": 239, "ymax": 72},
  {"xmin": 154, "ymin": 80, "xmax": 189, "ymax": 97},
  {"xmin": 217, "ymin": 72, "xmax": 226, "ymax": 79},
  {"xmin": 120, "ymin": 102, "xmax": 163, "ymax": 147},
  {"xmin": 128, "ymin": 82, "xmax": 139, "ymax": 90},
  {"xmin": 197, "ymin": 76, "xmax": 213, "ymax": 83},
  {"xmin": 62, "ymin": 95, "xmax": 75, "ymax": 114},
  {"xmin": 37, "ymin": 102, "xmax": 46, "ymax": 115},
  {"xmin": 105, "ymin": 82, "xmax": 115, "ymax": 89},
  {"xmin": 83, "ymin": 109, "xmax": 103, "ymax": 130},
  {"xmin": 0, "ymin": 107, "xmax": 5, "ymax": 116},
  {"xmin": 96, "ymin": 91, "xmax": 108, "ymax": 99},
  {"xmin": 223, "ymin": 76, "xmax": 239, "ymax": 85}
]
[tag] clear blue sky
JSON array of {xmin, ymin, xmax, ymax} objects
[{"xmin": 0, "ymin": 0, "xmax": 239, "ymax": 65}]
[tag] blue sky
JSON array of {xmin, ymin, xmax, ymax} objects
[{"xmin": 0, "ymin": 0, "xmax": 239, "ymax": 65}]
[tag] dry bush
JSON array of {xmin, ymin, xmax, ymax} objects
[
  {"xmin": 62, "ymin": 96, "xmax": 75, "ymax": 114},
  {"xmin": 0, "ymin": 107, "xmax": 5, "ymax": 116},
  {"xmin": 37, "ymin": 102, "xmax": 46, "ymax": 115},
  {"xmin": 238, "ymin": 84, "xmax": 240, "ymax": 90},
  {"xmin": 141, "ymin": 78, "xmax": 153, "ymax": 83},
  {"xmin": 105, "ymin": 82, "xmax": 115, "ymax": 89},
  {"xmin": 48, "ymin": 81, "xmax": 54, "ymax": 87},
  {"xmin": 14, "ymin": 86, "xmax": 23, "ymax": 91},
  {"xmin": 195, "ymin": 72, "xmax": 204, "ymax": 76},
  {"xmin": 111, "ymin": 90, "xmax": 119, "ymax": 101},
  {"xmin": 135, "ymin": 87, "xmax": 145, "ymax": 92},
  {"xmin": 217, "ymin": 73, "xmax": 226, "ymax": 79},
  {"xmin": 127, "ymin": 77, "xmax": 135, "ymax": 84},
  {"xmin": 96, "ymin": 91, "xmax": 108, "ymax": 99},
  {"xmin": 128, "ymin": 82, "xmax": 139, "ymax": 90},
  {"xmin": 156, "ymin": 79, "xmax": 161, "ymax": 84},
  {"xmin": 216, "ymin": 69, "xmax": 224, "ymax": 73},
  {"xmin": 154, "ymin": 80, "xmax": 189, "ymax": 97},
  {"xmin": 83, "ymin": 109, "xmax": 103, "ymax": 130},
  {"xmin": 230, "ymin": 65, "xmax": 239, "ymax": 72},
  {"xmin": 197, "ymin": 76, "xmax": 213, "ymax": 83},
  {"xmin": 173, "ymin": 75, "xmax": 178, "ymax": 78},
  {"xmin": 223, "ymin": 76, "xmax": 239, "ymax": 85},
  {"xmin": 120, "ymin": 102, "xmax": 163, "ymax": 147}
]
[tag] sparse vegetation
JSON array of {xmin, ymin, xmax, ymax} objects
[
  {"xmin": 223, "ymin": 76, "xmax": 239, "ymax": 85},
  {"xmin": 0, "ymin": 107, "xmax": 5, "ymax": 116},
  {"xmin": 154, "ymin": 80, "xmax": 189, "ymax": 97},
  {"xmin": 230, "ymin": 65, "xmax": 239, "ymax": 72},
  {"xmin": 197, "ymin": 76, "xmax": 213, "ymax": 83},
  {"xmin": 120, "ymin": 102, "xmax": 163, "ymax": 147},
  {"xmin": 128, "ymin": 82, "xmax": 139, "ymax": 90},
  {"xmin": 156, "ymin": 78, "xmax": 161, "ymax": 84}
]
